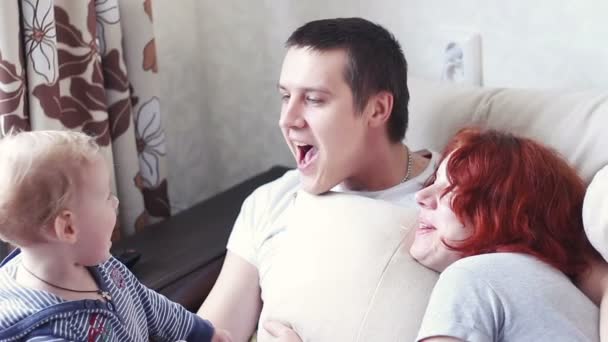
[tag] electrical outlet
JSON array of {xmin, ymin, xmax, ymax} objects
[{"xmin": 440, "ymin": 31, "xmax": 482, "ymax": 86}]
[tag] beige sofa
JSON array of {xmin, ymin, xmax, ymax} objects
[
  {"xmin": 408, "ymin": 78, "xmax": 608, "ymax": 184},
  {"xmin": 255, "ymin": 78, "xmax": 608, "ymax": 342}
]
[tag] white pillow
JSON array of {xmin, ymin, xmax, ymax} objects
[
  {"xmin": 583, "ymin": 165, "xmax": 608, "ymax": 261},
  {"xmin": 256, "ymin": 191, "xmax": 438, "ymax": 342}
]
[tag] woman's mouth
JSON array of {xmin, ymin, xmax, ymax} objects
[{"xmin": 416, "ymin": 222, "xmax": 436, "ymax": 235}]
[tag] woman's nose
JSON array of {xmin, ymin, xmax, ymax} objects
[{"xmin": 415, "ymin": 185, "xmax": 437, "ymax": 209}]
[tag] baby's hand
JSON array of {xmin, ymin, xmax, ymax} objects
[{"xmin": 211, "ymin": 328, "xmax": 232, "ymax": 342}]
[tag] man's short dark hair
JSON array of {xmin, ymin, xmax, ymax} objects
[{"xmin": 286, "ymin": 17, "xmax": 409, "ymax": 142}]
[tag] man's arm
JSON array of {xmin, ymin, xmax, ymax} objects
[{"xmin": 198, "ymin": 251, "xmax": 262, "ymax": 342}]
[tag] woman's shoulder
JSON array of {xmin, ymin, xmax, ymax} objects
[
  {"xmin": 439, "ymin": 254, "xmax": 598, "ymax": 341},
  {"xmin": 450, "ymin": 252, "xmax": 545, "ymax": 270},
  {"xmin": 444, "ymin": 253, "xmax": 567, "ymax": 284}
]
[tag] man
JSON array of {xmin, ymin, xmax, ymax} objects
[{"xmin": 198, "ymin": 17, "xmax": 439, "ymax": 341}]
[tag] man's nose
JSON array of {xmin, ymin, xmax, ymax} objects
[{"xmin": 279, "ymin": 99, "xmax": 306, "ymax": 129}]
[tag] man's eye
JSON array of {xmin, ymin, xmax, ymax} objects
[
  {"xmin": 280, "ymin": 94, "xmax": 290, "ymax": 102},
  {"xmin": 306, "ymin": 97, "xmax": 322, "ymax": 104}
]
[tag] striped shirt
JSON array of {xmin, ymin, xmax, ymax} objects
[{"xmin": 0, "ymin": 250, "xmax": 214, "ymax": 341}]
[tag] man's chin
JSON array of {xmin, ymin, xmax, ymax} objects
[{"xmin": 299, "ymin": 176, "xmax": 334, "ymax": 195}]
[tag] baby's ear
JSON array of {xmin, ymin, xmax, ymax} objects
[{"xmin": 51, "ymin": 210, "xmax": 78, "ymax": 244}]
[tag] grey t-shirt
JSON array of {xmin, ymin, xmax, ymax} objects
[{"xmin": 416, "ymin": 253, "xmax": 599, "ymax": 342}]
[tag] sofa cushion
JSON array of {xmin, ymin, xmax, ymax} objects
[
  {"xmin": 583, "ymin": 165, "xmax": 608, "ymax": 261},
  {"xmin": 256, "ymin": 191, "xmax": 438, "ymax": 342},
  {"xmin": 407, "ymin": 78, "xmax": 608, "ymax": 184}
]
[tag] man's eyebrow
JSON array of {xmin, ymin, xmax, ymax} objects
[
  {"xmin": 302, "ymin": 87, "xmax": 332, "ymax": 95},
  {"xmin": 277, "ymin": 84, "xmax": 332, "ymax": 94}
]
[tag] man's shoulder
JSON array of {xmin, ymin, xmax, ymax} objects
[
  {"xmin": 234, "ymin": 168, "xmax": 300, "ymax": 235},
  {"xmin": 247, "ymin": 169, "xmax": 300, "ymax": 206}
]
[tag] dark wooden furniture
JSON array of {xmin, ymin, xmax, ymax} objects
[{"xmin": 111, "ymin": 166, "xmax": 289, "ymax": 312}]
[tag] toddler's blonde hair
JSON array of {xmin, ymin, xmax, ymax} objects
[{"xmin": 0, "ymin": 130, "xmax": 100, "ymax": 246}]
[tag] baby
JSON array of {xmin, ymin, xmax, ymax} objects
[{"xmin": 0, "ymin": 131, "xmax": 231, "ymax": 341}]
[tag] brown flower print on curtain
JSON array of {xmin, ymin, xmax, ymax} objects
[{"xmin": 0, "ymin": 0, "xmax": 171, "ymax": 257}]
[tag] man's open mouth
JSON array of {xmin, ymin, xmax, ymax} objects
[{"xmin": 295, "ymin": 143, "xmax": 318, "ymax": 169}]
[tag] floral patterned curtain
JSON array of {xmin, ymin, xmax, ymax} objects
[{"xmin": 0, "ymin": 0, "xmax": 171, "ymax": 256}]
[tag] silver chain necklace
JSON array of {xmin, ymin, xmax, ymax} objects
[{"xmin": 401, "ymin": 146, "xmax": 413, "ymax": 183}]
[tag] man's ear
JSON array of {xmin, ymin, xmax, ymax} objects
[
  {"xmin": 366, "ymin": 91, "xmax": 394, "ymax": 128},
  {"xmin": 52, "ymin": 210, "xmax": 78, "ymax": 244}
]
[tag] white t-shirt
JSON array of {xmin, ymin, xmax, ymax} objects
[
  {"xmin": 226, "ymin": 151, "xmax": 439, "ymax": 286},
  {"xmin": 416, "ymin": 253, "xmax": 599, "ymax": 342}
]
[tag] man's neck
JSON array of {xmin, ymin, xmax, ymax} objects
[{"xmin": 341, "ymin": 142, "xmax": 410, "ymax": 192}]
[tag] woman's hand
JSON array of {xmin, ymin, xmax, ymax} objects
[{"xmin": 263, "ymin": 320, "xmax": 303, "ymax": 342}]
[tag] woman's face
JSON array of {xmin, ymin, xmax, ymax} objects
[{"xmin": 409, "ymin": 156, "xmax": 471, "ymax": 272}]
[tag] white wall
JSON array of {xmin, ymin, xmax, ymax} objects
[
  {"xmin": 363, "ymin": 0, "xmax": 608, "ymax": 89},
  {"xmin": 153, "ymin": 0, "xmax": 360, "ymax": 211},
  {"xmin": 152, "ymin": 0, "xmax": 607, "ymax": 212}
]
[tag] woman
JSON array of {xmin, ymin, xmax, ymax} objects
[{"xmin": 411, "ymin": 127, "xmax": 600, "ymax": 341}]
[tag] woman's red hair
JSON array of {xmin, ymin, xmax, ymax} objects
[{"xmin": 439, "ymin": 127, "xmax": 594, "ymax": 278}]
